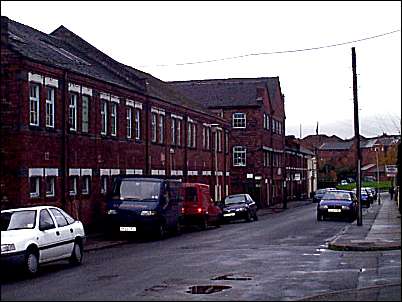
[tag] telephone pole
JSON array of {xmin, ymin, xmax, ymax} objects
[{"xmin": 352, "ymin": 47, "xmax": 362, "ymax": 226}]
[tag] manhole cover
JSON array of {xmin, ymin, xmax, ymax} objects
[
  {"xmin": 212, "ymin": 274, "xmax": 252, "ymax": 281},
  {"xmin": 187, "ymin": 285, "xmax": 231, "ymax": 294}
]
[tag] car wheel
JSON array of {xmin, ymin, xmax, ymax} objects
[
  {"xmin": 317, "ymin": 213, "xmax": 322, "ymax": 221},
  {"xmin": 69, "ymin": 241, "xmax": 83, "ymax": 265},
  {"xmin": 25, "ymin": 249, "xmax": 39, "ymax": 276},
  {"xmin": 201, "ymin": 216, "xmax": 209, "ymax": 230},
  {"xmin": 253, "ymin": 212, "xmax": 259, "ymax": 221},
  {"xmin": 245, "ymin": 211, "xmax": 252, "ymax": 222},
  {"xmin": 156, "ymin": 222, "xmax": 167, "ymax": 240}
]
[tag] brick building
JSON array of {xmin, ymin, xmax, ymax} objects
[
  {"xmin": 168, "ymin": 77, "xmax": 286, "ymax": 207},
  {"xmin": 0, "ymin": 17, "xmax": 231, "ymax": 228}
]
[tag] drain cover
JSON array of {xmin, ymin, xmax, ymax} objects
[
  {"xmin": 212, "ymin": 274, "xmax": 252, "ymax": 281},
  {"xmin": 187, "ymin": 285, "xmax": 231, "ymax": 294}
]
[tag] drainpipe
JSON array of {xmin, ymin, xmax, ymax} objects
[
  {"xmin": 145, "ymin": 96, "xmax": 150, "ymax": 175},
  {"xmin": 61, "ymin": 70, "xmax": 68, "ymax": 210}
]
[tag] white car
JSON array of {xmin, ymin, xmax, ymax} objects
[{"xmin": 1, "ymin": 205, "xmax": 85, "ymax": 276}]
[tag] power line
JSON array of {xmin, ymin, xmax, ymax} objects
[{"xmin": 138, "ymin": 29, "xmax": 400, "ymax": 68}]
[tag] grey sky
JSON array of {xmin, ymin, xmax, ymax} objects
[{"xmin": 2, "ymin": 1, "xmax": 401, "ymax": 139}]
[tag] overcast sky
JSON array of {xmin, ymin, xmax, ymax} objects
[{"xmin": 2, "ymin": 1, "xmax": 401, "ymax": 139}]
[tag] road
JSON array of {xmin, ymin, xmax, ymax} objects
[{"xmin": 1, "ymin": 202, "xmax": 400, "ymax": 301}]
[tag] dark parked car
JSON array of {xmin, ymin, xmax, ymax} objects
[
  {"xmin": 313, "ymin": 188, "xmax": 336, "ymax": 203},
  {"xmin": 317, "ymin": 190, "xmax": 357, "ymax": 222},
  {"xmin": 222, "ymin": 194, "xmax": 258, "ymax": 223},
  {"xmin": 106, "ymin": 176, "xmax": 183, "ymax": 239},
  {"xmin": 352, "ymin": 188, "xmax": 372, "ymax": 207}
]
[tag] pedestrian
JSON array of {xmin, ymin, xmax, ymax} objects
[{"xmin": 389, "ymin": 186, "xmax": 394, "ymax": 200}]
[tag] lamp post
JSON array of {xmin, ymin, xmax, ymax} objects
[{"xmin": 375, "ymin": 147, "xmax": 381, "ymax": 205}]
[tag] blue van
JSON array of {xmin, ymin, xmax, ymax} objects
[{"xmin": 106, "ymin": 176, "xmax": 183, "ymax": 239}]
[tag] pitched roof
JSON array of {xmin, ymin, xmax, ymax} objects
[
  {"xmin": 168, "ymin": 77, "xmax": 283, "ymax": 110},
  {"xmin": 319, "ymin": 141, "xmax": 353, "ymax": 151},
  {"xmin": 3, "ymin": 17, "xmax": 146, "ymax": 93}
]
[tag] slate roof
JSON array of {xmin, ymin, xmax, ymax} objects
[
  {"xmin": 319, "ymin": 141, "xmax": 354, "ymax": 151},
  {"xmin": 168, "ymin": 77, "xmax": 282, "ymax": 109},
  {"xmin": 3, "ymin": 17, "xmax": 146, "ymax": 93}
]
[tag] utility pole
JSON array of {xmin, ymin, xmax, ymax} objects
[{"xmin": 352, "ymin": 47, "xmax": 362, "ymax": 226}]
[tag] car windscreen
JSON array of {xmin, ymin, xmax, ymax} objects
[
  {"xmin": 119, "ymin": 180, "xmax": 161, "ymax": 201},
  {"xmin": 224, "ymin": 195, "xmax": 246, "ymax": 205},
  {"xmin": 322, "ymin": 192, "xmax": 352, "ymax": 201},
  {"xmin": 1, "ymin": 210, "xmax": 36, "ymax": 231},
  {"xmin": 184, "ymin": 187, "xmax": 197, "ymax": 202}
]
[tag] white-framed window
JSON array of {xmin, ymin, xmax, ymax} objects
[
  {"xmin": 266, "ymin": 114, "xmax": 270, "ymax": 130},
  {"xmin": 69, "ymin": 93, "xmax": 77, "ymax": 131},
  {"xmin": 263, "ymin": 113, "xmax": 266, "ymax": 129},
  {"xmin": 111, "ymin": 103, "xmax": 117, "ymax": 136},
  {"xmin": 29, "ymin": 84, "xmax": 40, "ymax": 126},
  {"xmin": 171, "ymin": 118, "xmax": 176, "ymax": 145},
  {"xmin": 187, "ymin": 122, "xmax": 192, "ymax": 148},
  {"xmin": 30, "ymin": 176, "xmax": 40, "ymax": 198},
  {"xmin": 233, "ymin": 146, "xmax": 247, "ymax": 167},
  {"xmin": 177, "ymin": 120, "xmax": 181, "ymax": 146},
  {"xmin": 101, "ymin": 176, "xmax": 108, "ymax": 194},
  {"xmin": 151, "ymin": 113, "xmax": 157, "ymax": 142},
  {"xmin": 202, "ymin": 126, "xmax": 207, "ymax": 149},
  {"xmin": 135, "ymin": 109, "xmax": 141, "ymax": 140},
  {"xmin": 45, "ymin": 176, "xmax": 55, "ymax": 197},
  {"xmin": 46, "ymin": 87, "xmax": 55, "ymax": 128},
  {"xmin": 232, "ymin": 112, "xmax": 246, "ymax": 128},
  {"xmin": 82, "ymin": 176, "xmax": 90, "ymax": 195},
  {"xmin": 126, "ymin": 107, "xmax": 132, "ymax": 138},
  {"xmin": 217, "ymin": 130, "xmax": 222, "ymax": 152},
  {"xmin": 206, "ymin": 127, "xmax": 210, "ymax": 150},
  {"xmin": 158, "ymin": 114, "xmax": 164, "ymax": 144},
  {"xmin": 82, "ymin": 95, "xmax": 89, "ymax": 133},
  {"xmin": 225, "ymin": 131, "xmax": 229, "ymax": 154},
  {"xmin": 69, "ymin": 176, "xmax": 77, "ymax": 196},
  {"xmin": 192, "ymin": 123, "xmax": 196, "ymax": 148},
  {"xmin": 101, "ymin": 100, "xmax": 107, "ymax": 135}
]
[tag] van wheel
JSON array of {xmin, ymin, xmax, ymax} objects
[
  {"xmin": 201, "ymin": 216, "xmax": 209, "ymax": 230},
  {"xmin": 25, "ymin": 249, "xmax": 39, "ymax": 276},
  {"xmin": 69, "ymin": 241, "xmax": 83, "ymax": 265},
  {"xmin": 156, "ymin": 222, "xmax": 167, "ymax": 240}
]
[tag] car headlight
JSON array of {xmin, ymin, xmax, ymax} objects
[
  {"xmin": 342, "ymin": 205, "xmax": 350, "ymax": 210},
  {"xmin": 141, "ymin": 210, "xmax": 157, "ymax": 216},
  {"xmin": 235, "ymin": 208, "xmax": 246, "ymax": 212},
  {"xmin": 1, "ymin": 244, "xmax": 16, "ymax": 253},
  {"xmin": 107, "ymin": 209, "xmax": 117, "ymax": 215},
  {"xmin": 320, "ymin": 205, "xmax": 328, "ymax": 209}
]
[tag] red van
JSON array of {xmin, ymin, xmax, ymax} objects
[{"xmin": 181, "ymin": 183, "xmax": 222, "ymax": 229}]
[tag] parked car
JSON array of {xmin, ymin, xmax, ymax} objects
[
  {"xmin": 1, "ymin": 206, "xmax": 85, "ymax": 276},
  {"xmin": 363, "ymin": 187, "xmax": 377, "ymax": 203},
  {"xmin": 352, "ymin": 188, "xmax": 372, "ymax": 207},
  {"xmin": 106, "ymin": 176, "xmax": 183, "ymax": 239},
  {"xmin": 313, "ymin": 188, "xmax": 335, "ymax": 203},
  {"xmin": 317, "ymin": 190, "xmax": 357, "ymax": 222},
  {"xmin": 222, "ymin": 194, "xmax": 258, "ymax": 223},
  {"xmin": 180, "ymin": 183, "xmax": 222, "ymax": 229},
  {"xmin": 340, "ymin": 180, "xmax": 348, "ymax": 186}
]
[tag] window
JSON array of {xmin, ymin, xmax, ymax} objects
[
  {"xmin": 69, "ymin": 93, "xmax": 77, "ymax": 131},
  {"xmin": 101, "ymin": 176, "xmax": 108, "ymax": 194},
  {"xmin": 192, "ymin": 123, "xmax": 196, "ymax": 148},
  {"xmin": 69, "ymin": 176, "xmax": 77, "ymax": 196},
  {"xmin": 151, "ymin": 113, "xmax": 157, "ymax": 142},
  {"xmin": 187, "ymin": 123, "xmax": 192, "ymax": 148},
  {"xmin": 101, "ymin": 100, "xmax": 107, "ymax": 135},
  {"xmin": 46, "ymin": 87, "xmax": 55, "ymax": 128},
  {"xmin": 135, "ymin": 109, "xmax": 141, "ymax": 140},
  {"xmin": 82, "ymin": 176, "xmax": 90, "ymax": 195},
  {"xmin": 39, "ymin": 209, "xmax": 55, "ymax": 230},
  {"xmin": 29, "ymin": 84, "xmax": 40, "ymax": 126},
  {"xmin": 49, "ymin": 208, "xmax": 68, "ymax": 227},
  {"xmin": 30, "ymin": 177, "xmax": 40, "ymax": 198},
  {"xmin": 202, "ymin": 126, "xmax": 206, "ymax": 149},
  {"xmin": 225, "ymin": 132, "xmax": 229, "ymax": 154},
  {"xmin": 206, "ymin": 127, "xmax": 210, "ymax": 150},
  {"xmin": 45, "ymin": 176, "xmax": 55, "ymax": 197},
  {"xmin": 266, "ymin": 114, "xmax": 270, "ymax": 130},
  {"xmin": 177, "ymin": 120, "xmax": 181, "ymax": 146},
  {"xmin": 232, "ymin": 112, "xmax": 246, "ymax": 128},
  {"xmin": 187, "ymin": 122, "xmax": 196, "ymax": 148},
  {"xmin": 263, "ymin": 113, "xmax": 266, "ymax": 129},
  {"xmin": 217, "ymin": 130, "xmax": 222, "ymax": 152},
  {"xmin": 126, "ymin": 107, "xmax": 132, "ymax": 138},
  {"xmin": 171, "ymin": 118, "xmax": 176, "ymax": 145},
  {"xmin": 111, "ymin": 103, "xmax": 117, "ymax": 136},
  {"xmin": 233, "ymin": 146, "xmax": 247, "ymax": 166},
  {"xmin": 158, "ymin": 114, "xmax": 164, "ymax": 143},
  {"xmin": 82, "ymin": 95, "xmax": 89, "ymax": 133}
]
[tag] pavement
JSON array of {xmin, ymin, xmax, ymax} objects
[{"xmin": 83, "ymin": 194, "xmax": 401, "ymax": 253}]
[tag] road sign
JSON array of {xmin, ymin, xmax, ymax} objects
[{"xmin": 385, "ymin": 165, "xmax": 397, "ymax": 177}]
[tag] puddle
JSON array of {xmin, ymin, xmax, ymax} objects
[
  {"xmin": 212, "ymin": 274, "xmax": 252, "ymax": 281},
  {"xmin": 187, "ymin": 285, "xmax": 232, "ymax": 294}
]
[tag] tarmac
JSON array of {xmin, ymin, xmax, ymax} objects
[{"xmin": 83, "ymin": 193, "xmax": 401, "ymax": 253}]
